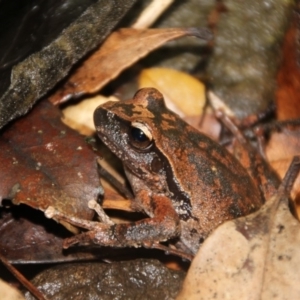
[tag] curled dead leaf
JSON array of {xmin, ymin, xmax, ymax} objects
[{"xmin": 49, "ymin": 27, "xmax": 211, "ymax": 105}]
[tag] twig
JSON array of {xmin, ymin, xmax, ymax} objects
[
  {"xmin": 0, "ymin": 253, "xmax": 48, "ymax": 300},
  {"xmin": 97, "ymin": 158, "xmax": 133, "ymax": 200},
  {"xmin": 149, "ymin": 242, "xmax": 194, "ymax": 261},
  {"xmin": 279, "ymin": 156, "xmax": 300, "ymax": 196},
  {"xmin": 132, "ymin": 0, "xmax": 175, "ymax": 29}
]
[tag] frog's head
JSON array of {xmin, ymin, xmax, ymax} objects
[{"xmin": 94, "ymin": 88, "xmax": 178, "ymax": 182}]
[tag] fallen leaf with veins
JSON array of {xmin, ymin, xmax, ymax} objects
[
  {"xmin": 49, "ymin": 27, "xmax": 211, "ymax": 105},
  {"xmin": 177, "ymin": 157, "xmax": 300, "ymax": 300}
]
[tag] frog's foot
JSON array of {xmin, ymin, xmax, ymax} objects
[
  {"xmin": 147, "ymin": 242, "xmax": 194, "ymax": 261},
  {"xmin": 45, "ymin": 195, "xmax": 181, "ymax": 253},
  {"xmin": 45, "ymin": 206, "xmax": 106, "ymax": 231},
  {"xmin": 88, "ymin": 199, "xmax": 114, "ymax": 225},
  {"xmin": 62, "ymin": 232, "xmax": 193, "ymax": 260},
  {"xmin": 61, "ymin": 213, "xmax": 180, "ymax": 249},
  {"xmin": 63, "ymin": 231, "xmax": 100, "ymax": 248}
]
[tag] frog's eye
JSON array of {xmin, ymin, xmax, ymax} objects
[{"xmin": 129, "ymin": 121, "xmax": 153, "ymax": 150}]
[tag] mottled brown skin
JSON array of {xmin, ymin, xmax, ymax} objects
[{"xmin": 88, "ymin": 88, "xmax": 264, "ymax": 254}]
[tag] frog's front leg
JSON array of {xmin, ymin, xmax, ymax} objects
[{"xmin": 46, "ymin": 195, "xmax": 181, "ymax": 249}]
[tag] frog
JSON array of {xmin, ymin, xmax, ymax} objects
[{"xmin": 46, "ymin": 87, "xmax": 278, "ymax": 256}]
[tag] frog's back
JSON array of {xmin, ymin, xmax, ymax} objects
[{"xmin": 162, "ymin": 118, "xmax": 263, "ymax": 253}]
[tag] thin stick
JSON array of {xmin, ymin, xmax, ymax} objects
[
  {"xmin": 97, "ymin": 158, "xmax": 133, "ymax": 200},
  {"xmin": 254, "ymin": 119, "xmax": 300, "ymax": 133},
  {"xmin": 150, "ymin": 242, "xmax": 194, "ymax": 261},
  {"xmin": 279, "ymin": 156, "xmax": 300, "ymax": 195},
  {"xmin": 215, "ymin": 110, "xmax": 248, "ymax": 145},
  {"xmin": 102, "ymin": 199, "xmax": 133, "ymax": 212},
  {"xmin": 0, "ymin": 253, "xmax": 48, "ymax": 300},
  {"xmin": 132, "ymin": 0, "xmax": 175, "ymax": 29}
]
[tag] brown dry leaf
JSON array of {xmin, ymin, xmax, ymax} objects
[
  {"xmin": 0, "ymin": 207, "xmax": 70, "ymax": 263},
  {"xmin": 0, "ymin": 206, "xmax": 112, "ymax": 263},
  {"xmin": 177, "ymin": 161, "xmax": 300, "ymax": 300},
  {"xmin": 0, "ymin": 205, "xmax": 135, "ymax": 263},
  {"xmin": 268, "ymin": 11, "xmax": 300, "ymax": 217},
  {"xmin": 0, "ymin": 100, "xmax": 103, "ymax": 230},
  {"xmin": 139, "ymin": 67, "xmax": 206, "ymax": 118},
  {"xmin": 276, "ymin": 13, "xmax": 300, "ymax": 120},
  {"xmin": 49, "ymin": 27, "xmax": 210, "ymax": 105},
  {"xmin": 267, "ymin": 129, "xmax": 300, "ymax": 183}
]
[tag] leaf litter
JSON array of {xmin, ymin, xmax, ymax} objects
[
  {"xmin": 0, "ymin": 100, "xmax": 103, "ymax": 230},
  {"xmin": 49, "ymin": 27, "xmax": 211, "ymax": 105},
  {"xmin": 177, "ymin": 157, "xmax": 300, "ymax": 300},
  {"xmin": 2, "ymin": 1, "xmax": 296, "ymax": 299}
]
